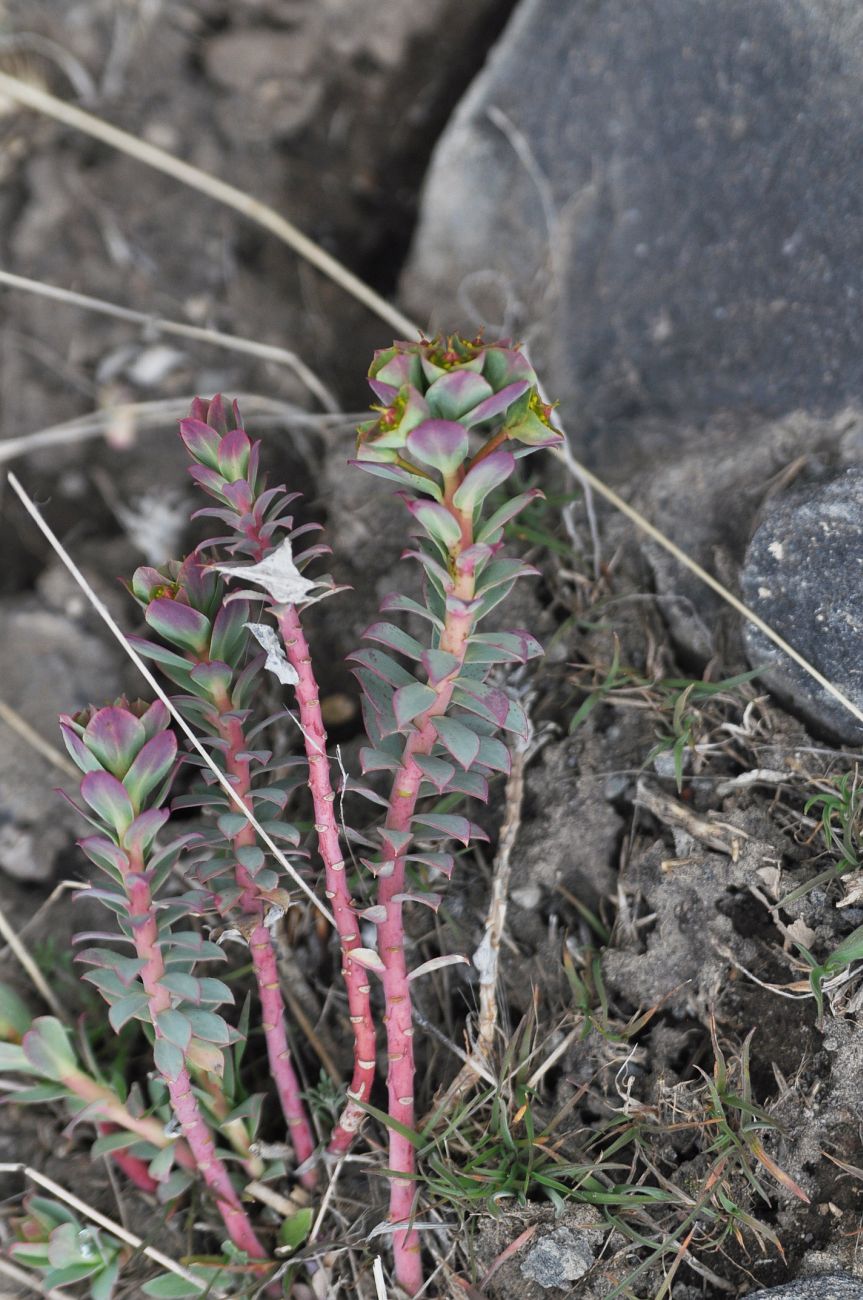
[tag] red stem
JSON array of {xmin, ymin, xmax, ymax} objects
[
  {"xmin": 65, "ymin": 1069, "xmax": 195, "ymax": 1171},
  {"xmin": 125, "ymin": 864, "xmax": 266, "ymax": 1257},
  {"xmin": 376, "ymin": 506, "xmax": 477, "ymax": 1296},
  {"xmin": 219, "ymin": 713, "xmax": 318, "ymax": 1187},
  {"xmin": 277, "ymin": 605, "xmax": 378, "ymax": 1155},
  {"xmin": 239, "ymin": 514, "xmax": 374, "ymax": 1155},
  {"xmin": 96, "ymin": 1123, "xmax": 159, "ymax": 1192}
]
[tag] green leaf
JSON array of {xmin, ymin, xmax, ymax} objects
[
  {"xmin": 164, "ymin": 934, "xmax": 228, "ymax": 963},
  {"xmin": 12, "ymin": 1083, "xmax": 72, "ymax": 1103},
  {"xmin": 432, "ymin": 715, "xmax": 481, "ymax": 769},
  {"xmin": 0, "ymin": 983, "xmax": 32, "ymax": 1043},
  {"xmin": 348, "ymin": 648, "xmax": 416, "ymax": 687},
  {"xmin": 183, "ymin": 1008, "xmax": 231, "ymax": 1044},
  {"xmin": 80, "ymin": 772, "xmax": 135, "ymax": 837},
  {"xmin": 127, "ymin": 637, "xmax": 197, "ymax": 691},
  {"xmin": 108, "ymin": 991, "xmax": 151, "ymax": 1033},
  {"xmin": 824, "ymin": 924, "xmax": 863, "ymax": 973},
  {"xmin": 154, "ymin": 1037, "xmax": 185, "ymax": 1081},
  {"xmin": 160, "ymin": 973, "xmax": 200, "ymax": 1002},
  {"xmin": 83, "ymin": 708, "xmax": 146, "ymax": 779},
  {"xmin": 123, "ymin": 732, "xmax": 178, "ymax": 811},
  {"xmin": 475, "ymin": 734, "xmax": 511, "ymax": 773},
  {"xmin": 216, "ymin": 813, "xmax": 248, "ymax": 838},
  {"xmin": 90, "ymin": 1129, "xmax": 144, "ymax": 1158},
  {"xmin": 364, "ymin": 621, "xmax": 423, "ymax": 660},
  {"xmin": 350, "ymin": 457, "xmax": 443, "ymax": 501},
  {"xmin": 476, "ymin": 489, "xmax": 543, "ymax": 543},
  {"xmin": 411, "ymin": 813, "xmax": 474, "ymax": 845},
  {"xmin": 76, "ymin": 949, "xmax": 146, "ymax": 986},
  {"xmin": 452, "ymin": 449, "xmax": 515, "ymax": 513},
  {"xmin": 392, "ymin": 681, "xmax": 437, "ymax": 729},
  {"xmin": 414, "ymin": 754, "xmax": 456, "ymax": 794},
  {"xmin": 355, "ymin": 1097, "xmax": 426, "ymax": 1147},
  {"xmin": 43, "ymin": 1262, "xmax": 101, "ymax": 1287},
  {"xmin": 379, "ymin": 592, "xmax": 443, "ymax": 629},
  {"xmin": 9, "ymin": 1242, "xmax": 52, "ymax": 1266},
  {"xmin": 421, "ymin": 649, "xmax": 460, "ymax": 685},
  {"xmin": 142, "ymin": 1272, "xmax": 207, "ymax": 1297},
  {"xmin": 197, "ymin": 978, "xmax": 234, "ymax": 1007},
  {"xmin": 91, "ymin": 1259, "xmax": 121, "ymax": 1300},
  {"xmin": 236, "ymin": 845, "xmax": 265, "ymax": 874},
  {"xmin": 156, "ymin": 1011, "xmax": 192, "ymax": 1051},
  {"xmin": 76, "ymin": 836, "xmax": 130, "ymax": 882},
  {"xmin": 467, "ymin": 630, "xmax": 543, "ymax": 664},
  {"xmin": 148, "ymin": 1144, "xmax": 177, "ymax": 1181},
  {"xmin": 279, "ymin": 1205, "xmax": 314, "ymax": 1253},
  {"xmin": 21, "ymin": 1018, "xmax": 78, "ymax": 1080},
  {"xmin": 145, "ymin": 599, "xmax": 211, "ymax": 656},
  {"xmin": 0, "ymin": 1041, "xmax": 37, "ymax": 1074},
  {"xmin": 406, "ymin": 496, "xmax": 463, "ymax": 548}
]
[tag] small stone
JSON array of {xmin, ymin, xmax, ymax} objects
[
  {"xmin": 740, "ymin": 470, "xmax": 863, "ymax": 745},
  {"xmin": 520, "ymin": 1226, "xmax": 596, "ymax": 1289}
]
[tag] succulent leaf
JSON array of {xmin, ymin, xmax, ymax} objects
[
  {"xmin": 452, "ymin": 449, "xmax": 516, "ymax": 514},
  {"xmin": 145, "ymin": 600, "xmax": 212, "ymax": 656},
  {"xmin": 392, "ymin": 681, "xmax": 437, "ymax": 730},
  {"xmin": 83, "ymin": 709, "xmax": 147, "ymax": 779},
  {"xmin": 81, "ymin": 772, "xmax": 135, "ymax": 837}
]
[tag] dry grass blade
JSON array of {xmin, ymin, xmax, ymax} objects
[
  {"xmin": 6, "ymin": 471, "xmax": 335, "ymax": 929},
  {"xmin": 0, "ymin": 1255, "xmax": 68, "ymax": 1299},
  {"xmin": 0, "ymin": 394, "xmax": 351, "ymax": 465},
  {"xmin": 0, "ymin": 901, "xmax": 66, "ymax": 1020},
  {"xmin": 0, "ymin": 270, "xmax": 339, "ymax": 412},
  {"xmin": 373, "ymin": 1255, "xmax": 389, "ymax": 1300},
  {"xmin": 424, "ymin": 729, "xmax": 531, "ymax": 1122},
  {"xmin": 0, "ymin": 1164, "xmax": 203, "ymax": 1289},
  {"xmin": 0, "ymin": 697, "xmax": 76, "ymax": 777},
  {"xmin": 0, "ymin": 73, "xmax": 417, "ymax": 339}
]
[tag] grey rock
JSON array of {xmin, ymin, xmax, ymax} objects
[
  {"xmin": 0, "ymin": 602, "xmax": 122, "ymax": 881},
  {"xmin": 636, "ymin": 409, "xmax": 837, "ymax": 660},
  {"xmin": 746, "ymin": 1276, "xmax": 863, "ymax": 1300},
  {"xmin": 402, "ymin": 0, "xmax": 863, "ymax": 470},
  {"xmin": 203, "ymin": 27, "xmax": 324, "ymax": 142},
  {"xmin": 520, "ymin": 1225, "xmax": 596, "ymax": 1289},
  {"xmin": 740, "ymin": 469, "xmax": 863, "ymax": 744}
]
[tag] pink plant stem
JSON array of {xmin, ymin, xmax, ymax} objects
[
  {"xmin": 276, "ymin": 605, "xmax": 378, "ymax": 1154},
  {"xmin": 64, "ymin": 1070, "xmax": 195, "ymax": 1170},
  {"xmin": 218, "ymin": 712, "xmax": 318, "ymax": 1187},
  {"xmin": 96, "ymin": 1123, "xmax": 159, "ymax": 1192},
  {"xmin": 125, "ymin": 863, "xmax": 266, "ymax": 1258},
  {"xmin": 376, "ymin": 505, "xmax": 477, "ymax": 1296},
  {"xmin": 237, "ymin": 521, "xmax": 375, "ymax": 1153}
]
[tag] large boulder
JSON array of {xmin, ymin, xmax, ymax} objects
[{"xmin": 401, "ymin": 0, "xmax": 863, "ymax": 470}]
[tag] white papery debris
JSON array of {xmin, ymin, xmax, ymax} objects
[
  {"xmin": 245, "ymin": 621, "xmax": 299, "ymax": 685},
  {"xmin": 213, "ymin": 538, "xmax": 330, "ymax": 607}
]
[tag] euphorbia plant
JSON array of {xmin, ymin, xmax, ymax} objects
[
  {"xmin": 58, "ymin": 699, "xmax": 267, "ymax": 1259},
  {"xmin": 53, "ymin": 336, "xmax": 558, "ymax": 1296},
  {"xmin": 348, "ymin": 335, "xmax": 560, "ymax": 1289}
]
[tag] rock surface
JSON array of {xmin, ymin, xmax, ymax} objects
[
  {"xmin": 0, "ymin": 603, "xmax": 123, "ymax": 881},
  {"xmin": 746, "ymin": 1276, "xmax": 863, "ymax": 1300},
  {"xmin": 401, "ymin": 0, "xmax": 863, "ymax": 469},
  {"xmin": 740, "ymin": 469, "xmax": 863, "ymax": 744}
]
